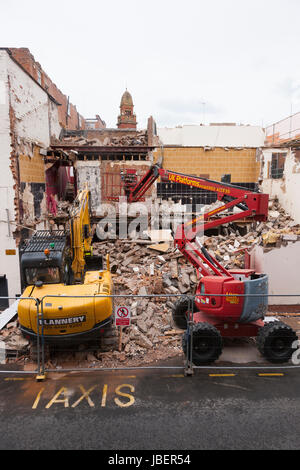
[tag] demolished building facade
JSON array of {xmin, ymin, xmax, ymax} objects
[
  {"xmin": 0, "ymin": 47, "xmax": 106, "ymax": 298},
  {"xmin": 1, "ymin": 46, "xmax": 300, "ymax": 310},
  {"xmin": 0, "ymin": 48, "xmax": 159, "ymax": 298}
]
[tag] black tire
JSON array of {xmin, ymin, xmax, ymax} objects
[
  {"xmin": 256, "ymin": 321, "xmax": 298, "ymax": 364},
  {"xmin": 172, "ymin": 295, "xmax": 195, "ymax": 329},
  {"xmin": 182, "ymin": 322, "xmax": 223, "ymax": 365}
]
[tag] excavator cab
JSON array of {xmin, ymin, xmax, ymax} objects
[{"xmin": 20, "ymin": 230, "xmax": 70, "ymax": 289}]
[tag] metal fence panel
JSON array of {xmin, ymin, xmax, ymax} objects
[{"xmin": 0, "ymin": 293, "xmax": 300, "ymax": 379}]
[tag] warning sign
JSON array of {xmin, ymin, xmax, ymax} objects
[{"xmin": 115, "ymin": 306, "xmax": 131, "ymax": 327}]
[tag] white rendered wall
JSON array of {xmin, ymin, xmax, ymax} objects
[
  {"xmin": 0, "ymin": 50, "xmax": 62, "ymax": 298},
  {"xmin": 251, "ymin": 242, "xmax": 300, "ymax": 305},
  {"xmin": 261, "ymin": 148, "xmax": 300, "ymax": 224},
  {"xmin": 0, "ymin": 51, "xmax": 21, "ymax": 298}
]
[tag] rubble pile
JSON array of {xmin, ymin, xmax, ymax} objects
[
  {"xmin": 89, "ymin": 197, "xmax": 300, "ymax": 364},
  {"xmin": 58, "ymin": 131, "xmax": 147, "ymax": 148},
  {"xmin": 1, "ymin": 198, "xmax": 299, "ymax": 368},
  {"xmin": 206, "ymin": 198, "xmax": 300, "ymax": 270},
  {"xmin": 0, "ymin": 321, "xmax": 29, "ymax": 359},
  {"xmin": 91, "ymin": 239, "xmax": 196, "ymax": 365},
  {"xmin": 53, "ymin": 200, "xmax": 71, "ymax": 218}
]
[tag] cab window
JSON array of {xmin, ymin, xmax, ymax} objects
[{"xmin": 25, "ymin": 267, "xmax": 60, "ymax": 285}]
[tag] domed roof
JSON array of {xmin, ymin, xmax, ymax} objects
[{"xmin": 120, "ymin": 89, "xmax": 133, "ymax": 107}]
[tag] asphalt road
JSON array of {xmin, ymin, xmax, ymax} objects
[{"xmin": 0, "ymin": 365, "xmax": 299, "ymax": 451}]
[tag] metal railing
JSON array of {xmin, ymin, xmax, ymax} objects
[
  {"xmin": 0, "ymin": 296, "xmax": 40, "ymax": 376},
  {"xmin": 0, "ymin": 293, "xmax": 300, "ymax": 380}
]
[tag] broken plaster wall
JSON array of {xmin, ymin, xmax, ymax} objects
[
  {"xmin": 261, "ymin": 148, "xmax": 300, "ymax": 224},
  {"xmin": 0, "ymin": 49, "xmax": 62, "ymax": 297},
  {"xmin": 0, "ymin": 50, "xmax": 23, "ymax": 297},
  {"xmin": 76, "ymin": 160, "xmax": 155, "ymax": 216},
  {"xmin": 7, "ymin": 50, "xmax": 62, "ymax": 231},
  {"xmin": 76, "ymin": 161, "xmax": 101, "ymax": 214}
]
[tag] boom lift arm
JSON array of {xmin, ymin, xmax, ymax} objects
[{"xmin": 123, "ymin": 160, "xmax": 269, "ymax": 278}]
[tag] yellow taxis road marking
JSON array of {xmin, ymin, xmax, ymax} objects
[
  {"xmin": 4, "ymin": 377, "xmax": 29, "ymax": 381},
  {"xmin": 45, "ymin": 387, "xmax": 69, "ymax": 408},
  {"xmin": 114, "ymin": 384, "xmax": 135, "ymax": 408},
  {"xmin": 209, "ymin": 374, "xmax": 236, "ymax": 377},
  {"xmin": 4, "ymin": 377, "xmax": 28, "ymax": 382},
  {"xmin": 165, "ymin": 374, "xmax": 185, "ymax": 378},
  {"xmin": 113, "ymin": 375, "xmax": 136, "ymax": 378},
  {"xmin": 32, "ymin": 384, "xmax": 135, "ymax": 409},
  {"xmin": 71, "ymin": 385, "xmax": 96, "ymax": 408},
  {"xmin": 101, "ymin": 384, "xmax": 108, "ymax": 407},
  {"xmin": 258, "ymin": 373, "xmax": 284, "ymax": 377},
  {"xmin": 32, "ymin": 387, "xmax": 45, "ymax": 409}
]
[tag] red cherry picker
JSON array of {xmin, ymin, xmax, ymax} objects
[{"xmin": 121, "ymin": 159, "xmax": 298, "ymax": 364}]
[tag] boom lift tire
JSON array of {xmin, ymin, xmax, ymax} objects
[
  {"xmin": 172, "ymin": 295, "xmax": 195, "ymax": 329},
  {"xmin": 256, "ymin": 321, "xmax": 298, "ymax": 363},
  {"xmin": 182, "ymin": 322, "xmax": 223, "ymax": 365}
]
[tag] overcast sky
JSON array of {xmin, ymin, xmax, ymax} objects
[{"xmin": 2, "ymin": 0, "xmax": 300, "ymax": 129}]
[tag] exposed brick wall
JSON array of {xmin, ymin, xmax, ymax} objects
[
  {"xmin": 153, "ymin": 147, "xmax": 260, "ymax": 183},
  {"xmin": 9, "ymin": 48, "xmax": 36, "ymax": 80},
  {"xmin": 19, "ymin": 147, "xmax": 45, "ymax": 183},
  {"xmin": 9, "ymin": 48, "xmax": 87, "ymax": 131}
]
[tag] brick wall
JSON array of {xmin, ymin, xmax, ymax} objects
[
  {"xmin": 19, "ymin": 147, "xmax": 45, "ymax": 183},
  {"xmin": 153, "ymin": 147, "xmax": 260, "ymax": 183},
  {"xmin": 9, "ymin": 48, "xmax": 86, "ymax": 130}
]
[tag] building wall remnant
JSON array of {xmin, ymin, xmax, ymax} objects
[
  {"xmin": 251, "ymin": 241, "xmax": 300, "ymax": 305},
  {"xmin": 19, "ymin": 147, "xmax": 47, "ymax": 224},
  {"xmin": 154, "ymin": 123, "xmax": 264, "ymax": 204},
  {"xmin": 265, "ymin": 112, "xmax": 300, "ymax": 146},
  {"xmin": 8, "ymin": 48, "xmax": 90, "ymax": 132},
  {"xmin": 0, "ymin": 48, "xmax": 61, "ymax": 296},
  {"xmin": 158, "ymin": 124, "xmax": 265, "ymax": 148},
  {"xmin": 0, "ymin": 51, "xmax": 20, "ymax": 297},
  {"xmin": 51, "ymin": 116, "xmax": 158, "ymax": 214},
  {"xmin": 76, "ymin": 161, "xmax": 101, "ymax": 213},
  {"xmin": 260, "ymin": 147, "xmax": 300, "ymax": 224},
  {"xmin": 0, "ymin": 48, "xmax": 91, "ymax": 297},
  {"xmin": 85, "ymin": 115, "xmax": 106, "ymax": 130},
  {"xmin": 154, "ymin": 146, "xmax": 260, "ymax": 183}
]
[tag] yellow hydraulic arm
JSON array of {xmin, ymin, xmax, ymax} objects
[{"xmin": 69, "ymin": 186, "xmax": 92, "ymax": 281}]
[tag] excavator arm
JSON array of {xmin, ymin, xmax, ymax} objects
[{"xmin": 69, "ymin": 186, "xmax": 92, "ymax": 281}]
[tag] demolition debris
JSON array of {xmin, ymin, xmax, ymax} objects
[{"xmin": 0, "ymin": 198, "xmax": 299, "ymax": 368}]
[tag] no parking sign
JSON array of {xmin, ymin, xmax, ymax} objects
[{"xmin": 115, "ymin": 305, "xmax": 131, "ymax": 326}]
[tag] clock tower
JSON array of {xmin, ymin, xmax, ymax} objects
[{"xmin": 117, "ymin": 89, "xmax": 137, "ymax": 129}]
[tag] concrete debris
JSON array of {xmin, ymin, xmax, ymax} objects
[
  {"xmin": 0, "ymin": 300, "xmax": 19, "ymax": 330},
  {"xmin": 145, "ymin": 230, "xmax": 173, "ymax": 242},
  {"xmin": 60, "ymin": 131, "xmax": 147, "ymax": 147},
  {"xmin": 0, "ymin": 319, "xmax": 29, "ymax": 354},
  {"xmin": 148, "ymin": 242, "xmax": 170, "ymax": 253},
  {"xmin": 202, "ymin": 198, "xmax": 300, "ymax": 270},
  {"xmin": 89, "ymin": 238, "xmax": 196, "ymax": 364}
]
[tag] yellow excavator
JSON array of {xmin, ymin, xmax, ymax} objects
[{"xmin": 18, "ymin": 186, "xmax": 113, "ymax": 344}]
